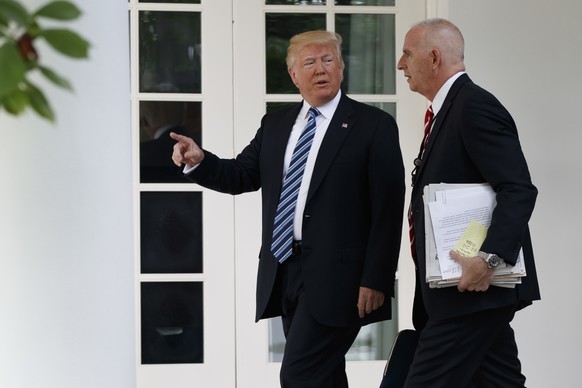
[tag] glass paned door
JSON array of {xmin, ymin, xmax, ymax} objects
[{"xmin": 130, "ymin": 1, "xmax": 235, "ymax": 387}]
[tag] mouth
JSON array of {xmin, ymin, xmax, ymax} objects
[{"xmin": 314, "ymin": 79, "xmax": 329, "ymax": 87}]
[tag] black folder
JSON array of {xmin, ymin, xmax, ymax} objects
[{"xmin": 379, "ymin": 329, "xmax": 419, "ymax": 388}]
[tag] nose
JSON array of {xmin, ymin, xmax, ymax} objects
[
  {"xmin": 314, "ymin": 59, "xmax": 326, "ymax": 74},
  {"xmin": 397, "ymin": 56, "xmax": 405, "ymax": 70}
]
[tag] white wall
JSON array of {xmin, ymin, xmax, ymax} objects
[
  {"xmin": 0, "ymin": 1, "xmax": 135, "ymax": 387},
  {"xmin": 446, "ymin": 1, "xmax": 582, "ymax": 386}
]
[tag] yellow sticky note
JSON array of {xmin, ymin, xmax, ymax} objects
[{"xmin": 454, "ymin": 220, "xmax": 488, "ymax": 257}]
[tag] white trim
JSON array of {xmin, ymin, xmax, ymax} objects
[{"xmin": 427, "ymin": 0, "xmax": 448, "ymax": 18}]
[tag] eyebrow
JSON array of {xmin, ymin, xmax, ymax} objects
[{"xmin": 303, "ymin": 54, "xmax": 333, "ymax": 61}]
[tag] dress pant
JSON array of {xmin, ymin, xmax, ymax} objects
[
  {"xmin": 404, "ymin": 305, "xmax": 526, "ymax": 388},
  {"xmin": 277, "ymin": 253, "xmax": 360, "ymax": 388}
]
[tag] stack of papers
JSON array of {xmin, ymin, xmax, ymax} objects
[{"xmin": 423, "ymin": 183, "xmax": 526, "ymax": 288}]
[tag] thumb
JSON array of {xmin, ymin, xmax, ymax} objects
[{"xmin": 449, "ymin": 250, "xmax": 465, "ymax": 264}]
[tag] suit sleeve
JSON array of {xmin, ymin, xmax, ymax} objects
[
  {"xmin": 186, "ymin": 124, "xmax": 264, "ymax": 195},
  {"xmin": 361, "ymin": 112, "xmax": 405, "ymax": 296},
  {"xmin": 461, "ymin": 92, "xmax": 537, "ymax": 264}
]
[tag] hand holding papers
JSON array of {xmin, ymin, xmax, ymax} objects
[
  {"xmin": 453, "ymin": 220, "xmax": 487, "ymax": 258},
  {"xmin": 423, "ymin": 183, "xmax": 526, "ymax": 288}
]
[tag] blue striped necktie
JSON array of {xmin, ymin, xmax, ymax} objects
[{"xmin": 271, "ymin": 107, "xmax": 320, "ymax": 263}]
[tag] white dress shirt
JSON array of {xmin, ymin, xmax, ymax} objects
[
  {"xmin": 284, "ymin": 91, "xmax": 341, "ymax": 240},
  {"xmin": 431, "ymin": 71, "xmax": 466, "ymax": 118}
]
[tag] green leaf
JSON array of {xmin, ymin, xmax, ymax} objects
[
  {"xmin": 34, "ymin": 1, "xmax": 81, "ymax": 21},
  {"xmin": 25, "ymin": 81, "xmax": 55, "ymax": 122},
  {"xmin": 38, "ymin": 28, "xmax": 89, "ymax": 58},
  {"xmin": 0, "ymin": 42, "xmax": 27, "ymax": 97},
  {"xmin": 0, "ymin": 13, "xmax": 9, "ymax": 27},
  {"xmin": 38, "ymin": 65, "xmax": 72, "ymax": 90},
  {"xmin": 0, "ymin": 0, "xmax": 31, "ymax": 28},
  {"xmin": 2, "ymin": 88, "xmax": 29, "ymax": 115}
]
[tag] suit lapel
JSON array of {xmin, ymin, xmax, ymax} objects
[
  {"xmin": 413, "ymin": 74, "xmax": 470, "ymax": 192},
  {"xmin": 306, "ymin": 94, "xmax": 355, "ymax": 201},
  {"xmin": 270, "ymin": 103, "xmax": 303, "ymax": 186}
]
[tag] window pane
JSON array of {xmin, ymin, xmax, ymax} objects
[
  {"xmin": 141, "ymin": 282, "xmax": 204, "ymax": 364},
  {"xmin": 139, "ymin": 11, "xmax": 201, "ymax": 93},
  {"xmin": 140, "ymin": 0, "xmax": 200, "ymax": 3},
  {"xmin": 266, "ymin": 13, "xmax": 326, "ymax": 94},
  {"xmin": 140, "ymin": 101, "xmax": 202, "ymax": 183},
  {"xmin": 346, "ymin": 319, "xmax": 398, "ymax": 361},
  {"xmin": 335, "ymin": 13, "xmax": 396, "ymax": 94},
  {"xmin": 140, "ymin": 192, "xmax": 203, "ymax": 274},
  {"xmin": 265, "ymin": 0, "xmax": 325, "ymax": 4},
  {"xmin": 335, "ymin": 0, "xmax": 395, "ymax": 5},
  {"xmin": 266, "ymin": 102, "xmax": 298, "ymax": 113},
  {"xmin": 366, "ymin": 101, "xmax": 396, "ymax": 118}
]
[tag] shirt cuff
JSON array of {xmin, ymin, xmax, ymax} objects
[{"xmin": 183, "ymin": 163, "xmax": 199, "ymax": 174}]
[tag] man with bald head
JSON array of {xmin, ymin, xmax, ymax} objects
[{"xmin": 398, "ymin": 18, "xmax": 540, "ymax": 387}]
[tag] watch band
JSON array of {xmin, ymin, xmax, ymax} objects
[{"xmin": 477, "ymin": 251, "xmax": 503, "ymax": 268}]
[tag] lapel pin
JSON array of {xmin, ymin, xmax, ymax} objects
[{"xmin": 341, "ymin": 123, "xmax": 348, "ymax": 128}]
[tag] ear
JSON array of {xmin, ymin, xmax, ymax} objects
[{"xmin": 431, "ymin": 49, "xmax": 441, "ymax": 68}]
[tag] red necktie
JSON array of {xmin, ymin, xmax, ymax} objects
[
  {"xmin": 421, "ymin": 105, "xmax": 434, "ymax": 157},
  {"xmin": 409, "ymin": 105, "xmax": 434, "ymax": 258}
]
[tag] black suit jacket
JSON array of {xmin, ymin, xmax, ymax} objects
[
  {"xmin": 410, "ymin": 74, "xmax": 540, "ymax": 327},
  {"xmin": 188, "ymin": 93, "xmax": 405, "ymax": 327}
]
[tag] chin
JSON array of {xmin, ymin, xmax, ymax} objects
[
  {"xmin": 406, "ymin": 79, "xmax": 416, "ymax": 90},
  {"xmin": 313, "ymin": 95, "xmax": 332, "ymax": 106}
]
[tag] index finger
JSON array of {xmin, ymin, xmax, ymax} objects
[{"xmin": 169, "ymin": 131, "xmax": 189, "ymax": 142}]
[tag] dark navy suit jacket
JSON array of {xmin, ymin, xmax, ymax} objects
[
  {"xmin": 409, "ymin": 74, "xmax": 540, "ymax": 328},
  {"xmin": 188, "ymin": 92, "xmax": 405, "ymax": 327}
]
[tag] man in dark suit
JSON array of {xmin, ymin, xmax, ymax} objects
[
  {"xmin": 398, "ymin": 19, "xmax": 540, "ymax": 387},
  {"xmin": 170, "ymin": 30, "xmax": 405, "ymax": 387}
]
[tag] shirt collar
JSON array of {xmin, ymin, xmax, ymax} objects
[
  {"xmin": 432, "ymin": 71, "xmax": 465, "ymax": 116},
  {"xmin": 302, "ymin": 89, "xmax": 342, "ymax": 120}
]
